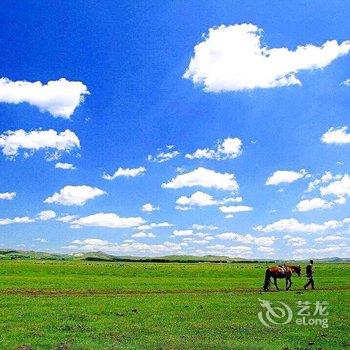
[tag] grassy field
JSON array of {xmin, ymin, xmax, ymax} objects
[{"xmin": 0, "ymin": 261, "xmax": 348, "ymax": 350}]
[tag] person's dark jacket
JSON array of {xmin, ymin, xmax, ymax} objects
[{"xmin": 306, "ymin": 264, "xmax": 313, "ymax": 277}]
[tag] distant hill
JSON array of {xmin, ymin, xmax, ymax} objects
[
  {"xmin": 0, "ymin": 250, "xmax": 249, "ymax": 262},
  {"xmin": 0, "ymin": 249, "xmax": 348, "ymax": 263},
  {"xmin": 70, "ymin": 251, "xmax": 117, "ymax": 261},
  {"xmin": 151, "ymin": 255, "xmax": 246, "ymax": 263},
  {"xmin": 316, "ymin": 257, "xmax": 350, "ymax": 262},
  {"xmin": 0, "ymin": 249, "xmax": 69, "ymax": 260}
]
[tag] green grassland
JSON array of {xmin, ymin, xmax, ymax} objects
[{"xmin": 0, "ymin": 260, "xmax": 348, "ymax": 350}]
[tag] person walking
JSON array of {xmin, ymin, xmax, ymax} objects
[{"xmin": 304, "ymin": 259, "xmax": 315, "ymax": 290}]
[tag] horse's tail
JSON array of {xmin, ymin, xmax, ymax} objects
[{"xmin": 263, "ymin": 268, "xmax": 270, "ymax": 291}]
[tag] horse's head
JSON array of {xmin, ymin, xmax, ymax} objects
[{"xmin": 293, "ymin": 265, "xmax": 301, "ymax": 277}]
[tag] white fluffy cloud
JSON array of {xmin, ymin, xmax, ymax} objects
[
  {"xmin": 141, "ymin": 203, "xmax": 159, "ymax": 213},
  {"xmin": 296, "ymin": 197, "xmax": 333, "ymax": 212},
  {"xmin": 192, "ymin": 224, "xmax": 218, "ymax": 231},
  {"xmin": 257, "ymin": 246, "xmax": 276, "ymax": 255},
  {"xmin": 172, "ymin": 229, "xmax": 193, "ymax": 237},
  {"xmin": 148, "ymin": 145, "xmax": 180, "ymax": 163},
  {"xmin": 102, "ymin": 167, "xmax": 146, "ymax": 180},
  {"xmin": 0, "ymin": 129, "xmax": 80, "ymax": 158},
  {"xmin": 321, "ymin": 174, "xmax": 350, "ymax": 198},
  {"xmin": 55, "ymin": 162, "xmax": 76, "ymax": 170},
  {"xmin": 71, "ymin": 213, "xmax": 145, "ymax": 229},
  {"xmin": 0, "ymin": 78, "xmax": 89, "ymax": 118},
  {"xmin": 293, "ymin": 245, "xmax": 350, "ymax": 259},
  {"xmin": 44, "ymin": 185, "xmax": 105, "ymax": 206},
  {"xmin": 183, "ymin": 23, "xmax": 350, "ymax": 92},
  {"xmin": 315, "ymin": 235, "xmax": 343, "ymax": 243},
  {"xmin": 255, "ymin": 217, "xmax": 349, "ymax": 233},
  {"xmin": 162, "ymin": 167, "xmax": 239, "ymax": 191},
  {"xmin": 216, "ymin": 232, "xmax": 275, "ymax": 246},
  {"xmin": 56, "ymin": 215, "xmax": 78, "ymax": 222},
  {"xmin": 132, "ymin": 232, "xmax": 156, "ymax": 238},
  {"xmin": 307, "ymin": 171, "xmax": 338, "ymax": 192},
  {"xmin": 137, "ymin": 222, "xmax": 173, "ymax": 230},
  {"xmin": 68, "ymin": 239, "xmax": 183, "ymax": 256},
  {"xmin": 284, "ymin": 235, "xmax": 306, "ymax": 247},
  {"xmin": 38, "ymin": 210, "xmax": 56, "ymax": 221},
  {"xmin": 321, "ymin": 126, "xmax": 350, "ymax": 144},
  {"xmin": 219, "ymin": 205, "xmax": 253, "ymax": 214},
  {"xmin": 176, "ymin": 192, "xmax": 243, "ymax": 210},
  {"xmin": 176, "ymin": 191, "xmax": 217, "ymax": 207},
  {"xmin": 203, "ymin": 244, "xmax": 252, "ymax": 258},
  {"xmin": 186, "ymin": 137, "xmax": 242, "ymax": 160},
  {"xmin": 0, "ymin": 192, "xmax": 16, "ymax": 200},
  {"xmin": 266, "ymin": 169, "xmax": 308, "ymax": 186},
  {"xmin": 181, "ymin": 234, "xmax": 214, "ymax": 245},
  {"xmin": 0, "ymin": 216, "xmax": 34, "ymax": 225}
]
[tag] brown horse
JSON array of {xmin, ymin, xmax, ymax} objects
[{"xmin": 263, "ymin": 265, "xmax": 301, "ymax": 291}]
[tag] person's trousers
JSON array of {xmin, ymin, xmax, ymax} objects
[{"xmin": 304, "ymin": 277, "xmax": 314, "ymax": 289}]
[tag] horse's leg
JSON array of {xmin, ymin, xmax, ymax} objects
[
  {"xmin": 286, "ymin": 277, "xmax": 291, "ymax": 291},
  {"xmin": 274, "ymin": 277, "xmax": 279, "ymax": 291}
]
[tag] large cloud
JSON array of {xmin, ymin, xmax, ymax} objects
[
  {"xmin": 176, "ymin": 192, "xmax": 242, "ymax": 210},
  {"xmin": 162, "ymin": 167, "xmax": 239, "ymax": 191},
  {"xmin": 44, "ymin": 185, "xmax": 105, "ymax": 206},
  {"xmin": 266, "ymin": 169, "xmax": 308, "ymax": 186},
  {"xmin": 296, "ymin": 197, "xmax": 333, "ymax": 212},
  {"xmin": 321, "ymin": 126, "xmax": 350, "ymax": 144},
  {"xmin": 284, "ymin": 235, "xmax": 306, "ymax": 247},
  {"xmin": 0, "ymin": 78, "xmax": 89, "ymax": 118},
  {"xmin": 293, "ymin": 245, "xmax": 350, "ymax": 259},
  {"xmin": 307, "ymin": 171, "xmax": 338, "ymax": 192},
  {"xmin": 141, "ymin": 203, "xmax": 159, "ymax": 213},
  {"xmin": 216, "ymin": 232, "xmax": 275, "ymax": 246},
  {"xmin": 315, "ymin": 235, "xmax": 343, "ymax": 243},
  {"xmin": 219, "ymin": 205, "xmax": 253, "ymax": 214},
  {"xmin": 255, "ymin": 217, "xmax": 349, "ymax": 233},
  {"xmin": 38, "ymin": 210, "xmax": 57, "ymax": 221},
  {"xmin": 67, "ymin": 239, "xmax": 183, "ymax": 256},
  {"xmin": 70, "ymin": 213, "xmax": 145, "ymax": 229},
  {"xmin": 132, "ymin": 231, "xmax": 156, "ymax": 238},
  {"xmin": 321, "ymin": 174, "xmax": 350, "ymax": 199},
  {"xmin": 172, "ymin": 229, "xmax": 193, "ymax": 237},
  {"xmin": 0, "ymin": 216, "xmax": 34, "ymax": 225},
  {"xmin": 0, "ymin": 192, "xmax": 16, "ymax": 200},
  {"xmin": 176, "ymin": 191, "xmax": 217, "ymax": 207},
  {"xmin": 0, "ymin": 129, "xmax": 80, "ymax": 158},
  {"xmin": 183, "ymin": 23, "xmax": 350, "ymax": 92},
  {"xmin": 201, "ymin": 244, "xmax": 252, "ymax": 258},
  {"xmin": 186, "ymin": 137, "xmax": 242, "ymax": 160}
]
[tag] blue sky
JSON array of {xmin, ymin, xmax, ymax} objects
[{"xmin": 1, "ymin": 1, "xmax": 350, "ymax": 259}]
